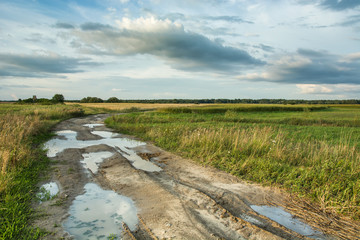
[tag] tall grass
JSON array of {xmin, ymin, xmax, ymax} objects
[
  {"xmin": 160, "ymin": 105, "xmax": 328, "ymax": 114},
  {"xmin": 0, "ymin": 104, "xmax": 86, "ymax": 239},
  {"xmin": 105, "ymin": 106, "xmax": 360, "ymax": 220}
]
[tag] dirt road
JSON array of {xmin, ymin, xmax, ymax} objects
[{"xmin": 33, "ymin": 114, "xmax": 337, "ymax": 239}]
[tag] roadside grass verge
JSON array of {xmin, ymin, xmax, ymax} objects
[
  {"xmin": 105, "ymin": 105, "xmax": 360, "ymax": 220},
  {"xmin": 0, "ymin": 103, "xmax": 101, "ymax": 239}
]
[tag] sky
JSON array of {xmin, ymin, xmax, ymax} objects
[{"xmin": 0, "ymin": 0, "xmax": 359, "ymax": 100}]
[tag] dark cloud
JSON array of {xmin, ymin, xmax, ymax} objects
[
  {"xmin": 320, "ymin": 0, "xmax": 360, "ymax": 11},
  {"xmin": 80, "ymin": 22, "xmax": 114, "ymax": 31},
  {"xmin": 54, "ymin": 22, "xmax": 75, "ymax": 29},
  {"xmin": 73, "ymin": 20, "xmax": 264, "ymax": 72},
  {"xmin": 202, "ymin": 16, "xmax": 253, "ymax": 24},
  {"xmin": 239, "ymin": 49, "xmax": 360, "ymax": 85},
  {"xmin": 0, "ymin": 53, "xmax": 97, "ymax": 78}
]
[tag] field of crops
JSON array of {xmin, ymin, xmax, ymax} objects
[{"xmin": 105, "ymin": 104, "xmax": 360, "ymax": 220}]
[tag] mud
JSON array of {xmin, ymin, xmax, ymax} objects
[{"xmin": 32, "ymin": 114, "xmax": 334, "ymax": 240}]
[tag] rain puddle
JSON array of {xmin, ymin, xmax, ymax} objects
[
  {"xmin": 251, "ymin": 205, "xmax": 323, "ymax": 238},
  {"xmin": 83, "ymin": 123, "xmax": 104, "ymax": 129},
  {"xmin": 43, "ymin": 123, "xmax": 163, "ymax": 239},
  {"xmin": 44, "ymin": 126, "xmax": 162, "ymax": 172},
  {"xmin": 63, "ymin": 183, "xmax": 138, "ymax": 240},
  {"xmin": 37, "ymin": 182, "xmax": 59, "ymax": 202},
  {"xmin": 81, "ymin": 151, "xmax": 114, "ymax": 174}
]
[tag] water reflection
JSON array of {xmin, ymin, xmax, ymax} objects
[
  {"xmin": 251, "ymin": 205, "xmax": 323, "ymax": 238},
  {"xmin": 63, "ymin": 183, "xmax": 138, "ymax": 240}
]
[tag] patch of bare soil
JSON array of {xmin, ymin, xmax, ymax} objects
[{"xmin": 32, "ymin": 114, "xmax": 359, "ymax": 240}]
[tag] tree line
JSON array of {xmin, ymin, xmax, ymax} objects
[
  {"xmin": 75, "ymin": 97, "xmax": 360, "ymax": 105},
  {"xmin": 17, "ymin": 94, "xmax": 65, "ymax": 104}
]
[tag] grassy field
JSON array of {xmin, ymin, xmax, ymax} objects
[
  {"xmin": 1, "ymin": 102, "xmax": 359, "ymax": 238},
  {"xmin": 0, "ymin": 103, "xmax": 108, "ymax": 239},
  {"xmin": 105, "ymin": 104, "xmax": 360, "ymax": 220},
  {"xmin": 66, "ymin": 102, "xmax": 209, "ymax": 112}
]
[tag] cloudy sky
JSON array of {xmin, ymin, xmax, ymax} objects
[{"xmin": 1, "ymin": 0, "xmax": 359, "ymax": 100}]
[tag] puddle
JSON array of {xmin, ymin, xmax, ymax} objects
[
  {"xmin": 83, "ymin": 123, "xmax": 104, "ymax": 129},
  {"xmin": 239, "ymin": 214, "xmax": 264, "ymax": 226},
  {"xmin": 37, "ymin": 182, "xmax": 59, "ymax": 202},
  {"xmin": 63, "ymin": 183, "xmax": 138, "ymax": 239},
  {"xmin": 120, "ymin": 147, "xmax": 162, "ymax": 172},
  {"xmin": 251, "ymin": 205, "xmax": 323, "ymax": 238},
  {"xmin": 92, "ymin": 130, "xmax": 120, "ymax": 139},
  {"xmin": 44, "ymin": 128, "xmax": 162, "ymax": 172},
  {"xmin": 81, "ymin": 151, "xmax": 114, "ymax": 174}
]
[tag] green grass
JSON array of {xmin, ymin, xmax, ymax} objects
[
  {"xmin": 105, "ymin": 104, "xmax": 360, "ymax": 220},
  {"xmin": 0, "ymin": 103, "xmax": 111, "ymax": 239}
]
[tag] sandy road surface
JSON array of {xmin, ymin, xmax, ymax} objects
[{"xmin": 32, "ymin": 114, "xmax": 334, "ymax": 240}]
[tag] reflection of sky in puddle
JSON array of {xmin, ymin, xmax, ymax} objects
[
  {"xmin": 81, "ymin": 152, "xmax": 114, "ymax": 174},
  {"xmin": 43, "ymin": 128, "xmax": 161, "ymax": 172},
  {"xmin": 83, "ymin": 123, "xmax": 104, "ymax": 129},
  {"xmin": 92, "ymin": 130, "xmax": 120, "ymax": 139},
  {"xmin": 251, "ymin": 205, "xmax": 323, "ymax": 238},
  {"xmin": 38, "ymin": 182, "xmax": 59, "ymax": 202},
  {"xmin": 64, "ymin": 183, "xmax": 138, "ymax": 239}
]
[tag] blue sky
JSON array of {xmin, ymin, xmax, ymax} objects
[{"xmin": 0, "ymin": 0, "xmax": 359, "ymax": 100}]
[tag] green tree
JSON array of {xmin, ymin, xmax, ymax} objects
[
  {"xmin": 52, "ymin": 94, "xmax": 65, "ymax": 103},
  {"xmin": 106, "ymin": 97, "xmax": 120, "ymax": 103}
]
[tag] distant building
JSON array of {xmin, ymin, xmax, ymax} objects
[{"xmin": 33, "ymin": 95, "xmax": 37, "ymax": 103}]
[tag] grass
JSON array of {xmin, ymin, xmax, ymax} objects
[
  {"xmin": 66, "ymin": 102, "xmax": 210, "ymax": 112},
  {"xmin": 0, "ymin": 103, "xmax": 109, "ymax": 240},
  {"xmin": 105, "ymin": 104, "xmax": 360, "ymax": 220}
]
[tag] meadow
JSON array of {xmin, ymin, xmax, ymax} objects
[
  {"xmin": 1, "ymin": 102, "xmax": 359, "ymax": 239},
  {"xmin": 0, "ymin": 103, "xmax": 107, "ymax": 239},
  {"xmin": 66, "ymin": 102, "xmax": 208, "ymax": 112},
  {"xmin": 105, "ymin": 104, "xmax": 360, "ymax": 220}
]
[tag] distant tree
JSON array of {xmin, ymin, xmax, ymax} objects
[
  {"xmin": 52, "ymin": 94, "xmax": 65, "ymax": 103},
  {"xmin": 106, "ymin": 97, "xmax": 120, "ymax": 103},
  {"xmin": 80, "ymin": 97, "xmax": 103, "ymax": 103}
]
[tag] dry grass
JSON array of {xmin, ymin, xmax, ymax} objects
[
  {"xmin": 66, "ymin": 102, "xmax": 208, "ymax": 111},
  {"xmin": 0, "ymin": 114, "xmax": 41, "ymax": 174}
]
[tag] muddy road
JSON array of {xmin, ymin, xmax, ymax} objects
[{"xmin": 33, "ymin": 114, "xmax": 339, "ymax": 239}]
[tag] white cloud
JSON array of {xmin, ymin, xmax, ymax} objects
[
  {"xmin": 115, "ymin": 17, "xmax": 183, "ymax": 33},
  {"xmin": 340, "ymin": 52, "xmax": 360, "ymax": 63},
  {"xmin": 296, "ymin": 84, "xmax": 333, "ymax": 94},
  {"xmin": 112, "ymin": 88, "xmax": 124, "ymax": 92},
  {"xmin": 11, "ymin": 93, "xmax": 18, "ymax": 100}
]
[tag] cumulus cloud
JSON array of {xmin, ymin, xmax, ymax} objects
[
  {"xmin": 0, "ymin": 53, "xmax": 97, "ymax": 78},
  {"xmin": 237, "ymin": 49, "xmax": 360, "ymax": 84},
  {"xmin": 71, "ymin": 17, "xmax": 264, "ymax": 72}
]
